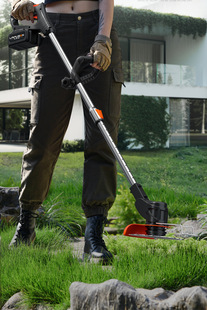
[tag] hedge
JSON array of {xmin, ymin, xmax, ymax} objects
[
  {"xmin": 114, "ymin": 6, "xmax": 207, "ymax": 38},
  {"xmin": 120, "ymin": 95, "xmax": 170, "ymax": 149}
]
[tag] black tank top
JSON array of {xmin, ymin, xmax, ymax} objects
[{"xmin": 45, "ymin": 0, "xmax": 98, "ymax": 5}]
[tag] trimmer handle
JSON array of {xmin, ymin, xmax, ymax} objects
[
  {"xmin": 62, "ymin": 55, "xmax": 99, "ymax": 89},
  {"xmin": 10, "ymin": 3, "xmax": 54, "ymax": 35},
  {"xmin": 73, "ymin": 54, "xmax": 94, "ymax": 77}
]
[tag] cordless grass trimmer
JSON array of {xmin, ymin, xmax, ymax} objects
[{"xmin": 8, "ymin": 3, "xmax": 169, "ymax": 239}]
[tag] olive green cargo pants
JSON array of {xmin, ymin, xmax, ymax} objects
[{"xmin": 19, "ymin": 10, "xmax": 123, "ymax": 217}]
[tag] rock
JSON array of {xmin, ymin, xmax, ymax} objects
[
  {"xmin": 70, "ymin": 279, "xmax": 153, "ymax": 310},
  {"xmin": 3, "ymin": 283, "xmax": 207, "ymax": 310},
  {"xmin": 69, "ymin": 279, "xmax": 207, "ymax": 310},
  {"xmin": 1, "ymin": 292, "xmax": 24, "ymax": 310},
  {"xmin": 0, "ymin": 187, "xmax": 20, "ymax": 223},
  {"xmin": 2, "ymin": 292, "xmax": 53, "ymax": 310},
  {"xmin": 165, "ymin": 286, "xmax": 207, "ymax": 310}
]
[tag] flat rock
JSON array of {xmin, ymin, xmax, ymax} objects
[{"xmin": 69, "ymin": 279, "xmax": 207, "ymax": 310}]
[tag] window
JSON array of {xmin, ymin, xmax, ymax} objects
[
  {"xmin": 169, "ymin": 98, "xmax": 207, "ymax": 147},
  {"xmin": 119, "ymin": 37, "xmax": 165, "ymax": 83},
  {"xmin": 0, "ymin": 46, "xmax": 35, "ymax": 91}
]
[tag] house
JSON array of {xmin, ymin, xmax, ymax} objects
[{"xmin": 0, "ymin": 0, "xmax": 207, "ymax": 147}]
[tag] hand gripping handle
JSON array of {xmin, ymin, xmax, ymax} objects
[{"xmin": 10, "ymin": 3, "xmax": 54, "ymax": 35}]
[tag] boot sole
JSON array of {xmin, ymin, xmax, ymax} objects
[{"xmin": 82, "ymin": 252, "xmax": 113, "ymax": 265}]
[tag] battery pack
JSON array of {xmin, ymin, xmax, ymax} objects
[{"xmin": 8, "ymin": 28, "xmax": 40, "ymax": 51}]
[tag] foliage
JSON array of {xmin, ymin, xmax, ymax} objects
[
  {"xmin": 0, "ymin": 0, "xmax": 11, "ymax": 27},
  {"xmin": 0, "ymin": 0, "xmax": 12, "ymax": 47},
  {"xmin": 0, "ymin": 108, "xmax": 26, "ymax": 139},
  {"xmin": 61, "ymin": 139, "xmax": 84, "ymax": 153},
  {"xmin": 1, "ymin": 228, "xmax": 207, "ymax": 309},
  {"xmin": 37, "ymin": 197, "xmax": 84, "ymax": 237},
  {"xmin": 114, "ymin": 6, "xmax": 207, "ymax": 38},
  {"xmin": 0, "ymin": 4, "xmax": 206, "ymax": 49},
  {"xmin": 109, "ymin": 184, "xmax": 143, "ymax": 228},
  {"xmin": 120, "ymin": 95, "xmax": 170, "ymax": 149},
  {"xmin": 0, "ymin": 25, "xmax": 12, "ymax": 49},
  {"xmin": 117, "ymin": 126, "xmax": 131, "ymax": 150}
]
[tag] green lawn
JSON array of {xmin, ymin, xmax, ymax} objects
[{"xmin": 1, "ymin": 147, "xmax": 207, "ymax": 309}]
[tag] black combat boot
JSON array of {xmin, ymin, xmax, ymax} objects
[
  {"xmin": 83, "ymin": 215, "xmax": 113, "ymax": 263},
  {"xmin": 9, "ymin": 209, "xmax": 38, "ymax": 247}
]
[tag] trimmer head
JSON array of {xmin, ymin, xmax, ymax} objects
[
  {"xmin": 123, "ymin": 223, "xmax": 173, "ymax": 240},
  {"xmin": 129, "ymin": 183, "xmax": 169, "ymax": 238}
]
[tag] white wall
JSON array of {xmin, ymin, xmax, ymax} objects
[
  {"xmin": 141, "ymin": 0, "xmax": 207, "ymax": 19},
  {"xmin": 121, "ymin": 82, "xmax": 207, "ymax": 99},
  {"xmin": 64, "ymin": 93, "xmax": 85, "ymax": 141}
]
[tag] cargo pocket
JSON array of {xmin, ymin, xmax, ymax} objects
[
  {"xmin": 28, "ymin": 75, "xmax": 43, "ymax": 124},
  {"xmin": 109, "ymin": 67, "xmax": 124, "ymax": 118}
]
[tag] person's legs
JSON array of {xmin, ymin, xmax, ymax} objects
[
  {"xmin": 78, "ymin": 16, "xmax": 124, "ymax": 261},
  {"xmin": 10, "ymin": 13, "xmax": 77, "ymax": 246}
]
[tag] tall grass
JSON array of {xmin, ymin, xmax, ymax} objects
[
  {"xmin": 1, "ymin": 228, "xmax": 207, "ymax": 309},
  {"xmin": 1, "ymin": 148, "xmax": 207, "ymax": 308}
]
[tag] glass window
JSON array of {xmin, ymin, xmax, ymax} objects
[
  {"xmin": 0, "ymin": 47, "xmax": 36, "ymax": 91},
  {"xmin": 130, "ymin": 39, "xmax": 164, "ymax": 83},
  {"xmin": 189, "ymin": 99, "xmax": 207, "ymax": 146},
  {"xmin": 119, "ymin": 37, "xmax": 165, "ymax": 83},
  {"xmin": 169, "ymin": 98, "xmax": 207, "ymax": 147}
]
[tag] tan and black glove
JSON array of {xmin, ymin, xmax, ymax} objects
[
  {"xmin": 90, "ymin": 34, "xmax": 112, "ymax": 72},
  {"xmin": 11, "ymin": 0, "xmax": 34, "ymax": 20}
]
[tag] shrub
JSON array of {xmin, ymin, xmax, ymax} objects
[
  {"xmin": 108, "ymin": 184, "xmax": 144, "ymax": 228},
  {"xmin": 61, "ymin": 139, "xmax": 84, "ymax": 153},
  {"xmin": 120, "ymin": 95, "xmax": 170, "ymax": 149}
]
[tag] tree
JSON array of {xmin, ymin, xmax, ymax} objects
[{"xmin": 0, "ymin": 0, "xmax": 11, "ymax": 28}]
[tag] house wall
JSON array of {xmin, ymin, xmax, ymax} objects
[
  {"xmin": 1, "ymin": 1, "xmax": 207, "ymax": 144},
  {"xmin": 64, "ymin": 93, "xmax": 85, "ymax": 141},
  {"xmin": 165, "ymin": 33, "xmax": 207, "ymax": 87}
]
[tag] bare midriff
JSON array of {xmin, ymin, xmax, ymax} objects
[{"xmin": 46, "ymin": 1, "xmax": 99, "ymax": 14}]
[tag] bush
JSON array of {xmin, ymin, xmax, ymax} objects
[
  {"xmin": 61, "ymin": 139, "xmax": 84, "ymax": 152},
  {"xmin": 108, "ymin": 184, "xmax": 144, "ymax": 228},
  {"xmin": 117, "ymin": 126, "xmax": 131, "ymax": 150},
  {"xmin": 120, "ymin": 95, "xmax": 170, "ymax": 149}
]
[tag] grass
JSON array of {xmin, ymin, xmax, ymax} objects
[
  {"xmin": 1, "ymin": 227, "xmax": 207, "ymax": 309},
  {"xmin": 1, "ymin": 147, "xmax": 207, "ymax": 308},
  {"xmin": 0, "ymin": 148, "xmax": 207, "ymax": 221}
]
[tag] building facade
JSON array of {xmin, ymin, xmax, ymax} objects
[{"xmin": 0, "ymin": 1, "xmax": 207, "ymax": 147}]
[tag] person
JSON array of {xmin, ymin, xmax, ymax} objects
[{"xmin": 9, "ymin": 0, "xmax": 124, "ymax": 263}]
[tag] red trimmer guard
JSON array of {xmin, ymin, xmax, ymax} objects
[{"xmin": 123, "ymin": 223, "xmax": 172, "ymax": 240}]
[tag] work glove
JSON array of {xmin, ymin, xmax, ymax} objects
[
  {"xmin": 11, "ymin": 0, "xmax": 34, "ymax": 21},
  {"xmin": 90, "ymin": 35, "xmax": 112, "ymax": 72}
]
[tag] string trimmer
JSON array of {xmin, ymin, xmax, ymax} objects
[{"xmin": 8, "ymin": 3, "xmax": 171, "ymax": 239}]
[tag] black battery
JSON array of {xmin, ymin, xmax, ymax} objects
[{"xmin": 8, "ymin": 28, "xmax": 40, "ymax": 51}]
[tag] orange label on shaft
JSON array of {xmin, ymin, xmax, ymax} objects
[{"xmin": 96, "ymin": 109, "xmax": 104, "ymax": 119}]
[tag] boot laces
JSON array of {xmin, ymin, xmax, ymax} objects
[
  {"xmin": 16, "ymin": 210, "xmax": 38, "ymax": 238},
  {"xmin": 90, "ymin": 217, "xmax": 107, "ymax": 250}
]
